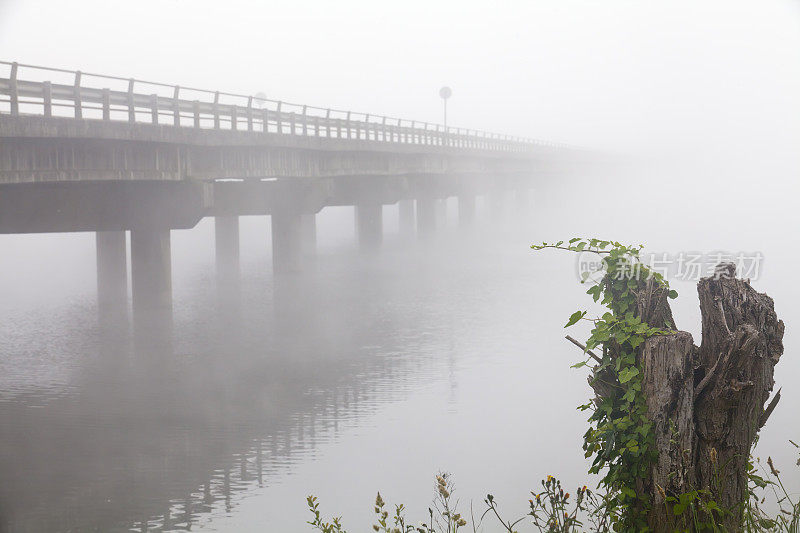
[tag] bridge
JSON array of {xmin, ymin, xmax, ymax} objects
[{"xmin": 0, "ymin": 60, "xmax": 570, "ymax": 322}]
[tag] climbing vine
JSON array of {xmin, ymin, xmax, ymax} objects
[{"xmin": 531, "ymin": 238, "xmax": 677, "ymax": 531}]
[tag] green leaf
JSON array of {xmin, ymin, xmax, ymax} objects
[
  {"xmin": 618, "ymin": 367, "xmax": 640, "ymax": 384},
  {"xmin": 668, "ymin": 289, "xmax": 678, "ymax": 299},
  {"xmin": 565, "ymin": 310, "xmax": 586, "ymax": 328},
  {"xmin": 622, "ymin": 388, "xmax": 637, "ymax": 402},
  {"xmin": 587, "ymin": 285, "xmax": 603, "ymax": 302}
]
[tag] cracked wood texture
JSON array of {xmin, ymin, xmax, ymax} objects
[
  {"xmin": 693, "ymin": 263, "xmax": 784, "ymax": 528},
  {"xmin": 592, "ymin": 263, "xmax": 784, "ymax": 531}
]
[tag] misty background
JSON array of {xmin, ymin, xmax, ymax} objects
[{"xmin": 1, "ymin": 0, "xmax": 799, "ymax": 531}]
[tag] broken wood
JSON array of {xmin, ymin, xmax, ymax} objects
[
  {"xmin": 564, "ymin": 334, "xmax": 603, "ymax": 363},
  {"xmin": 587, "ymin": 262, "xmax": 784, "ymax": 531}
]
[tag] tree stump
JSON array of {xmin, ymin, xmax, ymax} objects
[{"xmin": 592, "ymin": 263, "xmax": 784, "ymax": 531}]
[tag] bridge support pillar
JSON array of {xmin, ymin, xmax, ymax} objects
[
  {"xmin": 131, "ymin": 228, "xmax": 172, "ymax": 322},
  {"xmin": 416, "ymin": 197, "xmax": 436, "ymax": 238},
  {"xmin": 215, "ymin": 216, "xmax": 240, "ymax": 290},
  {"xmin": 301, "ymin": 213, "xmax": 317, "ymax": 258},
  {"xmin": 271, "ymin": 210, "xmax": 302, "ymax": 275},
  {"xmin": 398, "ymin": 199, "xmax": 415, "ymax": 237},
  {"xmin": 96, "ymin": 231, "xmax": 128, "ymax": 319},
  {"xmin": 355, "ymin": 204, "xmax": 382, "ymax": 250},
  {"xmin": 458, "ymin": 195, "xmax": 476, "ymax": 228}
]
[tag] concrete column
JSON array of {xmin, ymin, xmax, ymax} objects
[
  {"xmin": 416, "ymin": 197, "xmax": 436, "ymax": 238},
  {"xmin": 96, "ymin": 231, "xmax": 128, "ymax": 318},
  {"xmin": 301, "ymin": 213, "xmax": 317, "ymax": 257},
  {"xmin": 271, "ymin": 210, "xmax": 302, "ymax": 275},
  {"xmin": 131, "ymin": 228, "xmax": 172, "ymax": 315},
  {"xmin": 355, "ymin": 203, "xmax": 382, "ymax": 250},
  {"xmin": 398, "ymin": 199, "xmax": 415, "ymax": 237},
  {"xmin": 458, "ymin": 195, "xmax": 476, "ymax": 227},
  {"xmin": 215, "ymin": 216, "xmax": 240, "ymax": 289}
]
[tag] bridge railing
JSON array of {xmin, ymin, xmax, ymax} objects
[{"xmin": 0, "ymin": 61, "xmax": 565, "ymax": 152}]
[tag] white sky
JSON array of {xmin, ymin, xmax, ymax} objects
[{"xmin": 2, "ymin": 0, "xmax": 799, "ymax": 153}]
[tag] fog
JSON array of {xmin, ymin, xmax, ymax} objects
[{"xmin": 1, "ymin": 1, "xmax": 799, "ymax": 531}]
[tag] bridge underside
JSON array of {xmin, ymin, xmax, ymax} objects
[{"xmin": 0, "ymin": 173, "xmax": 532, "ymax": 234}]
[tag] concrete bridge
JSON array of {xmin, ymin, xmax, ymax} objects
[{"xmin": 0, "ymin": 60, "xmax": 570, "ymax": 322}]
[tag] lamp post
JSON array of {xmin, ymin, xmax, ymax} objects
[{"xmin": 439, "ymin": 86, "xmax": 452, "ymax": 130}]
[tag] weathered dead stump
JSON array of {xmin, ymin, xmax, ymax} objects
[
  {"xmin": 692, "ymin": 264, "xmax": 784, "ymax": 526},
  {"xmin": 590, "ymin": 263, "xmax": 784, "ymax": 531}
]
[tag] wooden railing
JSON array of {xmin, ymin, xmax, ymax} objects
[{"xmin": 0, "ymin": 60, "xmax": 565, "ymax": 153}]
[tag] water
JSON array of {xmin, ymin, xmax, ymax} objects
[{"xmin": 0, "ymin": 192, "xmax": 798, "ymax": 532}]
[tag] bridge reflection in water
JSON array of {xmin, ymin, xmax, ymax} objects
[{"xmin": 0, "ymin": 219, "xmax": 541, "ymax": 532}]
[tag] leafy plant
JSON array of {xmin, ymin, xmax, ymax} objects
[{"xmin": 532, "ymin": 238, "xmax": 676, "ymax": 530}]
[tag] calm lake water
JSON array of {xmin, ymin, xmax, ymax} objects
[{"xmin": 1, "ymin": 187, "xmax": 798, "ymax": 532}]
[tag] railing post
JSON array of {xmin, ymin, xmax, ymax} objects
[
  {"xmin": 127, "ymin": 79, "xmax": 136, "ymax": 123},
  {"xmin": 364, "ymin": 114, "xmax": 370, "ymax": 141},
  {"xmin": 290, "ymin": 112, "xmax": 296, "ymax": 135},
  {"xmin": 231, "ymin": 104, "xmax": 238, "ymax": 131},
  {"xmin": 173, "ymin": 86, "xmax": 181, "ymax": 126},
  {"xmin": 382, "ymin": 116, "xmax": 387, "ymax": 142},
  {"xmin": 74, "ymin": 70, "xmax": 83, "ymax": 119},
  {"xmin": 410, "ymin": 121, "xmax": 416, "ymax": 144},
  {"xmin": 193, "ymin": 100, "xmax": 200, "ymax": 127},
  {"xmin": 9, "ymin": 62, "xmax": 18, "ymax": 116},
  {"xmin": 213, "ymin": 91, "xmax": 220, "ymax": 129},
  {"xmin": 325, "ymin": 109, "xmax": 331, "ymax": 137},
  {"xmin": 150, "ymin": 94, "xmax": 159, "ymax": 124},
  {"xmin": 302, "ymin": 105, "xmax": 307, "ymax": 136},
  {"xmin": 346, "ymin": 112, "xmax": 351, "ymax": 139},
  {"xmin": 42, "ymin": 81, "xmax": 52, "ymax": 117},
  {"xmin": 314, "ymin": 115, "xmax": 320, "ymax": 137},
  {"xmin": 276, "ymin": 101, "xmax": 283, "ymax": 134},
  {"xmin": 102, "ymin": 88, "xmax": 111, "ymax": 120},
  {"xmin": 246, "ymin": 96, "xmax": 254, "ymax": 131},
  {"xmin": 262, "ymin": 108, "xmax": 269, "ymax": 133}
]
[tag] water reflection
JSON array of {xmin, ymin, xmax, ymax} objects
[{"xmin": 0, "ymin": 237, "xmax": 481, "ymax": 532}]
